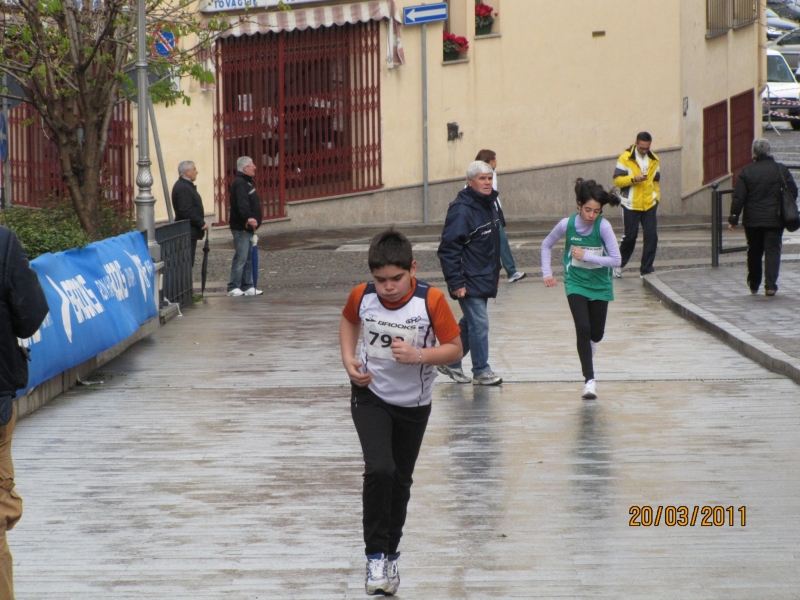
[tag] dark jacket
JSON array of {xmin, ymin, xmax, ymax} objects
[
  {"xmin": 229, "ymin": 171, "xmax": 263, "ymax": 232},
  {"xmin": 438, "ymin": 186, "xmax": 501, "ymax": 299},
  {"xmin": 0, "ymin": 226, "xmax": 49, "ymax": 422},
  {"xmin": 729, "ymin": 156, "xmax": 798, "ymax": 229},
  {"xmin": 171, "ymin": 177, "xmax": 206, "ymax": 241}
]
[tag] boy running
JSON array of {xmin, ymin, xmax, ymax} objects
[{"xmin": 339, "ymin": 229, "xmax": 463, "ymax": 596}]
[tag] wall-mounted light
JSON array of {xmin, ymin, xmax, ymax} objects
[{"xmin": 447, "ymin": 122, "xmax": 463, "ymax": 141}]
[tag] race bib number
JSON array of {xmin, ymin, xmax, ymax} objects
[
  {"xmin": 571, "ymin": 245, "xmax": 604, "ymax": 269},
  {"xmin": 363, "ymin": 319, "xmax": 419, "ymax": 360}
]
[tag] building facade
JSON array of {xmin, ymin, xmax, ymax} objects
[{"xmin": 138, "ymin": 0, "xmax": 763, "ymax": 230}]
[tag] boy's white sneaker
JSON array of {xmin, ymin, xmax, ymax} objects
[
  {"xmin": 436, "ymin": 365, "xmax": 472, "ymax": 384},
  {"xmin": 582, "ymin": 379, "xmax": 597, "ymax": 400},
  {"xmin": 385, "ymin": 554, "xmax": 400, "ymax": 595},
  {"xmin": 365, "ymin": 555, "xmax": 389, "ymax": 595},
  {"xmin": 227, "ymin": 288, "xmax": 244, "ymax": 297},
  {"xmin": 243, "ymin": 287, "xmax": 263, "ymax": 296},
  {"xmin": 508, "ymin": 271, "xmax": 527, "ymax": 283}
]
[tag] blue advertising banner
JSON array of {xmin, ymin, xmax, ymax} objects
[{"xmin": 18, "ymin": 232, "xmax": 157, "ymax": 393}]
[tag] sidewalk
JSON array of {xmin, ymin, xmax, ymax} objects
[{"xmin": 644, "ymin": 260, "xmax": 800, "ymax": 384}]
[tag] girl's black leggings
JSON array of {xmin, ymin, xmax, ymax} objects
[{"xmin": 567, "ymin": 294, "xmax": 609, "ymax": 382}]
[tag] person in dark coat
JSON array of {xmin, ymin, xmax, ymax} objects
[
  {"xmin": 729, "ymin": 138, "xmax": 798, "ymax": 296},
  {"xmin": 171, "ymin": 160, "xmax": 209, "ymax": 267},
  {"xmin": 227, "ymin": 156, "xmax": 263, "ymax": 296},
  {"xmin": 0, "ymin": 225, "xmax": 49, "ymax": 599},
  {"xmin": 436, "ymin": 160, "xmax": 503, "ymax": 386}
]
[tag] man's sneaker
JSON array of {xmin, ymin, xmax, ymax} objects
[
  {"xmin": 508, "ymin": 271, "xmax": 527, "ymax": 283},
  {"xmin": 386, "ymin": 553, "xmax": 400, "ymax": 595},
  {"xmin": 473, "ymin": 370, "xmax": 503, "ymax": 386},
  {"xmin": 582, "ymin": 379, "xmax": 597, "ymax": 400},
  {"xmin": 612, "ymin": 268, "xmax": 623, "ymax": 279},
  {"xmin": 227, "ymin": 288, "xmax": 244, "ymax": 297},
  {"xmin": 436, "ymin": 365, "xmax": 472, "ymax": 384},
  {"xmin": 591, "ymin": 341, "xmax": 597, "ymax": 357},
  {"xmin": 243, "ymin": 287, "xmax": 263, "ymax": 296},
  {"xmin": 365, "ymin": 555, "xmax": 389, "ymax": 595}
]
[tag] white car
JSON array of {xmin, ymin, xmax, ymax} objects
[{"xmin": 763, "ymin": 49, "xmax": 800, "ymax": 129}]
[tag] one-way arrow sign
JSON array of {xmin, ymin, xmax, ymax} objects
[{"xmin": 403, "ymin": 2, "xmax": 448, "ymax": 26}]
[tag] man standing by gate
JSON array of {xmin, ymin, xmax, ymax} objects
[
  {"xmin": 0, "ymin": 224, "xmax": 49, "ymax": 598},
  {"xmin": 612, "ymin": 132, "xmax": 661, "ymax": 277},
  {"xmin": 171, "ymin": 160, "xmax": 209, "ymax": 268},
  {"xmin": 227, "ymin": 156, "xmax": 263, "ymax": 297}
]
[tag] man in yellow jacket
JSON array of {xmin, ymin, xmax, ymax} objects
[{"xmin": 612, "ymin": 132, "xmax": 661, "ymax": 277}]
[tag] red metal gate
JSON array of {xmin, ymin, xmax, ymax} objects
[
  {"xmin": 214, "ymin": 20, "xmax": 382, "ymax": 223},
  {"xmin": 729, "ymin": 89, "xmax": 755, "ymax": 187},
  {"xmin": 7, "ymin": 102, "xmax": 134, "ymax": 212},
  {"xmin": 703, "ymin": 100, "xmax": 729, "ymax": 185}
]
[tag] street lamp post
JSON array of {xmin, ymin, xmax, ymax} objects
[{"xmin": 134, "ymin": 0, "xmax": 160, "ymax": 261}]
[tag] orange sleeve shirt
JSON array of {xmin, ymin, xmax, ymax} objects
[{"xmin": 343, "ymin": 280, "xmax": 460, "ymax": 344}]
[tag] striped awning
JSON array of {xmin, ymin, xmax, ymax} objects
[{"xmin": 203, "ymin": 0, "xmax": 405, "ymax": 68}]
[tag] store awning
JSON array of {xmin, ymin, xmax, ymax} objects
[{"xmin": 202, "ymin": 0, "xmax": 405, "ymax": 68}]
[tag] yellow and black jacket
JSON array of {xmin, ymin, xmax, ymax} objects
[{"xmin": 613, "ymin": 145, "xmax": 661, "ymax": 211}]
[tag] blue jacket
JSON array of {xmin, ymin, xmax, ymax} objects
[{"xmin": 438, "ymin": 186, "xmax": 501, "ymax": 299}]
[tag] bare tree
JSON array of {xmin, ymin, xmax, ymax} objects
[{"xmin": 0, "ymin": 0, "xmax": 225, "ymax": 239}]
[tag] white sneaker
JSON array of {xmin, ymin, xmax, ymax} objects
[
  {"xmin": 473, "ymin": 370, "xmax": 503, "ymax": 386},
  {"xmin": 591, "ymin": 341, "xmax": 597, "ymax": 357},
  {"xmin": 227, "ymin": 288, "xmax": 244, "ymax": 297},
  {"xmin": 582, "ymin": 379, "xmax": 597, "ymax": 400},
  {"xmin": 365, "ymin": 555, "xmax": 389, "ymax": 595},
  {"xmin": 508, "ymin": 271, "xmax": 527, "ymax": 283},
  {"xmin": 386, "ymin": 554, "xmax": 400, "ymax": 595},
  {"xmin": 243, "ymin": 288, "xmax": 263, "ymax": 296},
  {"xmin": 612, "ymin": 268, "xmax": 623, "ymax": 279},
  {"xmin": 436, "ymin": 365, "xmax": 472, "ymax": 384}
]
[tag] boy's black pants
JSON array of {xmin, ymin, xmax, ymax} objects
[{"xmin": 351, "ymin": 384, "xmax": 431, "ymax": 556}]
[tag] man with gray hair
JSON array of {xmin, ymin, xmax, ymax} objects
[
  {"xmin": 437, "ymin": 161, "xmax": 503, "ymax": 385},
  {"xmin": 171, "ymin": 160, "xmax": 209, "ymax": 267},
  {"xmin": 728, "ymin": 138, "xmax": 797, "ymax": 296},
  {"xmin": 227, "ymin": 156, "xmax": 263, "ymax": 296}
]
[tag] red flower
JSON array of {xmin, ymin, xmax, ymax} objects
[
  {"xmin": 443, "ymin": 31, "xmax": 470, "ymax": 53},
  {"xmin": 475, "ymin": 3, "xmax": 496, "ymax": 28}
]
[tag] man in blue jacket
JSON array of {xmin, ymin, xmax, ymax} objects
[{"xmin": 437, "ymin": 161, "xmax": 503, "ymax": 385}]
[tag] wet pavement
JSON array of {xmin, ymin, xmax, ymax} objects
[
  {"xmin": 11, "ymin": 126, "xmax": 800, "ymax": 598},
  {"xmin": 12, "ymin": 251, "xmax": 800, "ymax": 598}
]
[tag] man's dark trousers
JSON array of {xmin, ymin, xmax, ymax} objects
[{"xmin": 619, "ymin": 203, "xmax": 658, "ymax": 275}]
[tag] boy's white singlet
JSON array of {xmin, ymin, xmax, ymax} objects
[{"xmin": 358, "ymin": 281, "xmax": 437, "ymax": 407}]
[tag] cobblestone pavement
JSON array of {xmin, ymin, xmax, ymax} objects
[{"xmin": 11, "ymin": 268, "xmax": 800, "ymax": 598}]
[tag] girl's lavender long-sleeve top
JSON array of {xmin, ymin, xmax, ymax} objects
[{"xmin": 541, "ymin": 216, "xmax": 621, "ymax": 278}]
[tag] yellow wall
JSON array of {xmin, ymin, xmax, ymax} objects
[
  {"xmin": 679, "ymin": 0, "xmax": 762, "ymax": 201},
  {"xmin": 145, "ymin": 0, "xmax": 760, "ymax": 224}
]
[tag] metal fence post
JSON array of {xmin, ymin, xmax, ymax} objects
[{"xmin": 711, "ymin": 182, "xmax": 719, "ymax": 268}]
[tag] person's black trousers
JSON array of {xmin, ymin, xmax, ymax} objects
[
  {"xmin": 567, "ymin": 294, "xmax": 609, "ymax": 382},
  {"xmin": 350, "ymin": 384, "xmax": 431, "ymax": 556},
  {"xmin": 619, "ymin": 204, "xmax": 659, "ymax": 275},
  {"xmin": 744, "ymin": 226, "xmax": 783, "ymax": 293},
  {"xmin": 189, "ymin": 239, "xmax": 199, "ymax": 268}
]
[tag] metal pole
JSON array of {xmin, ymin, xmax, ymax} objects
[
  {"xmin": 711, "ymin": 182, "xmax": 719, "ymax": 268},
  {"xmin": 148, "ymin": 96, "xmax": 173, "ymax": 223},
  {"xmin": 422, "ymin": 23, "xmax": 429, "ymax": 224},
  {"xmin": 134, "ymin": 0, "xmax": 160, "ymax": 261},
  {"xmin": 1, "ymin": 74, "xmax": 10, "ymax": 207}
]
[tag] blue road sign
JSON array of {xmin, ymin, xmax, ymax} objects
[
  {"xmin": 152, "ymin": 27, "xmax": 177, "ymax": 58},
  {"xmin": 403, "ymin": 2, "xmax": 448, "ymax": 26},
  {"xmin": 0, "ymin": 113, "xmax": 8, "ymax": 162}
]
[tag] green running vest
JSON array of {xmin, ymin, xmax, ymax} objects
[{"xmin": 562, "ymin": 214, "xmax": 614, "ymax": 301}]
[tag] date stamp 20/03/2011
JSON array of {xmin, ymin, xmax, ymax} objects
[{"xmin": 629, "ymin": 506, "xmax": 746, "ymax": 527}]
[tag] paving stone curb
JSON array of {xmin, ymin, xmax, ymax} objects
[{"xmin": 642, "ymin": 271, "xmax": 800, "ymax": 385}]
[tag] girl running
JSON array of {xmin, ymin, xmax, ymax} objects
[{"xmin": 541, "ymin": 179, "xmax": 622, "ymax": 399}]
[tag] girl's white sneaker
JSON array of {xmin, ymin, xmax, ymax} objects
[{"xmin": 582, "ymin": 379, "xmax": 597, "ymax": 400}]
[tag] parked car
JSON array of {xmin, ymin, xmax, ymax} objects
[
  {"xmin": 763, "ymin": 49, "xmax": 800, "ymax": 129},
  {"xmin": 768, "ymin": 0, "xmax": 800, "ymax": 23},
  {"xmin": 767, "ymin": 29, "xmax": 800, "ymax": 69},
  {"xmin": 767, "ymin": 9, "xmax": 798, "ymax": 39}
]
